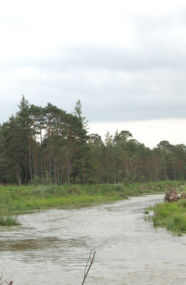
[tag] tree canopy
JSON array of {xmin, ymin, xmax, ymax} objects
[{"xmin": 0, "ymin": 96, "xmax": 186, "ymax": 185}]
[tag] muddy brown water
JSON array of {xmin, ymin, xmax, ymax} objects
[{"xmin": 1, "ymin": 194, "xmax": 186, "ymax": 285}]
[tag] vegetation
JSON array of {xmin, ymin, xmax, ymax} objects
[
  {"xmin": 0, "ymin": 215, "xmax": 20, "ymax": 226},
  {"xmin": 0, "ymin": 181, "xmax": 182, "ymax": 218},
  {"xmin": 0, "ymin": 96, "xmax": 186, "ymax": 186},
  {"xmin": 147, "ymin": 184, "xmax": 186, "ymax": 234},
  {"xmin": 1, "ymin": 97, "xmax": 186, "ymax": 228}
]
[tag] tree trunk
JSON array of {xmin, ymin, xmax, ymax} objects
[
  {"xmin": 106, "ymin": 147, "xmax": 109, "ymax": 184},
  {"xmin": 15, "ymin": 157, "xmax": 21, "ymax": 186},
  {"xmin": 28, "ymin": 136, "xmax": 32, "ymax": 181},
  {"xmin": 40, "ymin": 127, "xmax": 43, "ymax": 178},
  {"xmin": 57, "ymin": 155, "xmax": 60, "ymax": 185},
  {"xmin": 53, "ymin": 151, "xmax": 57, "ymax": 185},
  {"xmin": 67, "ymin": 150, "xmax": 71, "ymax": 186}
]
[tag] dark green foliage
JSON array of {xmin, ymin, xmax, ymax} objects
[
  {"xmin": 115, "ymin": 184, "xmax": 125, "ymax": 192},
  {"xmin": 1, "ymin": 97, "xmax": 186, "ymax": 185}
]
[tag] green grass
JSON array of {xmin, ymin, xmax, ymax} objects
[
  {"xmin": 0, "ymin": 184, "xmax": 126, "ymax": 215},
  {"xmin": 0, "ymin": 180, "xmax": 185, "ymax": 220},
  {"xmin": 148, "ymin": 183, "xmax": 186, "ymax": 233},
  {"xmin": 150, "ymin": 198, "xmax": 186, "ymax": 233},
  {"xmin": 144, "ymin": 209, "xmax": 149, "ymax": 214},
  {"xmin": 0, "ymin": 215, "xmax": 21, "ymax": 226}
]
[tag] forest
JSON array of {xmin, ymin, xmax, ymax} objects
[{"xmin": 0, "ymin": 96, "xmax": 185, "ymax": 186}]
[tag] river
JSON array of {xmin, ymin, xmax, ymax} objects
[{"xmin": 1, "ymin": 194, "xmax": 186, "ymax": 285}]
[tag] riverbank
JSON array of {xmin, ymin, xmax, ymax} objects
[
  {"xmin": 151, "ymin": 201, "xmax": 186, "ymax": 233},
  {"xmin": 0, "ymin": 181, "xmax": 184, "ymax": 218},
  {"xmin": 147, "ymin": 183, "xmax": 186, "ymax": 233}
]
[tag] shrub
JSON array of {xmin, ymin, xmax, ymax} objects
[
  {"xmin": 0, "ymin": 216, "xmax": 21, "ymax": 226},
  {"xmin": 115, "ymin": 184, "xmax": 125, "ymax": 192}
]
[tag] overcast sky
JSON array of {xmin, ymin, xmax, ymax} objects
[{"xmin": 1, "ymin": 0, "xmax": 186, "ymax": 148}]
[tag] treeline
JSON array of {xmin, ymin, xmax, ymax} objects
[{"xmin": 0, "ymin": 96, "xmax": 186, "ymax": 185}]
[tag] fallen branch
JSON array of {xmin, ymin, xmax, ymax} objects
[
  {"xmin": 0, "ymin": 275, "xmax": 3, "ymax": 285},
  {"xmin": 5, "ymin": 280, "xmax": 13, "ymax": 285},
  {"xmin": 0, "ymin": 275, "xmax": 13, "ymax": 285},
  {"xmin": 82, "ymin": 250, "xmax": 96, "ymax": 285}
]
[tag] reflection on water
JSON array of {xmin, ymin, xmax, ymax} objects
[{"xmin": 1, "ymin": 194, "xmax": 186, "ymax": 284}]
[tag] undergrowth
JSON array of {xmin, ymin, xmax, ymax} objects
[
  {"xmin": 148, "ymin": 196, "xmax": 186, "ymax": 233},
  {"xmin": 0, "ymin": 216, "xmax": 20, "ymax": 226},
  {"xmin": 0, "ymin": 180, "xmax": 184, "ymax": 219}
]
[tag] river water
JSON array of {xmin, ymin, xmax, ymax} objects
[{"xmin": 1, "ymin": 194, "xmax": 186, "ymax": 285}]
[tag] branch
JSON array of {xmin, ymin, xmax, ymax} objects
[
  {"xmin": 5, "ymin": 280, "xmax": 13, "ymax": 285},
  {"xmin": 82, "ymin": 250, "xmax": 96, "ymax": 285}
]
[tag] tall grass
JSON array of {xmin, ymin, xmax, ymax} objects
[
  {"xmin": 0, "ymin": 180, "xmax": 184, "ymax": 217},
  {"xmin": 151, "ymin": 197, "xmax": 186, "ymax": 233},
  {"xmin": 0, "ymin": 216, "xmax": 20, "ymax": 226}
]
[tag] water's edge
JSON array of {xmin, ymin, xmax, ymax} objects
[{"xmin": 1, "ymin": 194, "xmax": 186, "ymax": 285}]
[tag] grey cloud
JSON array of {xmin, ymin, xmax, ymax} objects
[
  {"xmin": 1, "ymin": 65, "xmax": 186, "ymax": 124},
  {"xmin": 1, "ymin": 38, "xmax": 186, "ymax": 74},
  {"xmin": 1, "ymin": 9, "xmax": 186, "ymax": 74},
  {"xmin": 1, "ymin": 10, "xmax": 186, "ymax": 124}
]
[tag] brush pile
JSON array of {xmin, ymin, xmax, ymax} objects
[{"xmin": 164, "ymin": 187, "xmax": 186, "ymax": 202}]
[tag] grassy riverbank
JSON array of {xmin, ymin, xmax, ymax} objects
[
  {"xmin": 147, "ymin": 183, "xmax": 186, "ymax": 234},
  {"xmin": 151, "ymin": 200, "xmax": 186, "ymax": 233},
  {"xmin": 0, "ymin": 183, "xmax": 134, "ymax": 215},
  {"xmin": 0, "ymin": 181, "xmax": 184, "ymax": 218}
]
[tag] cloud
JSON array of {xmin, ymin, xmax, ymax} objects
[
  {"xmin": 1, "ymin": 3, "xmax": 186, "ymax": 128},
  {"xmin": 1, "ymin": 64, "xmax": 186, "ymax": 124},
  {"xmin": 89, "ymin": 119, "xmax": 186, "ymax": 149}
]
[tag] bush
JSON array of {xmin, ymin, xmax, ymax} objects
[
  {"xmin": 115, "ymin": 184, "xmax": 125, "ymax": 192},
  {"xmin": 122, "ymin": 178, "xmax": 129, "ymax": 186}
]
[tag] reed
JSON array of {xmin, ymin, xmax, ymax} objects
[{"xmin": 0, "ymin": 215, "xmax": 20, "ymax": 226}]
